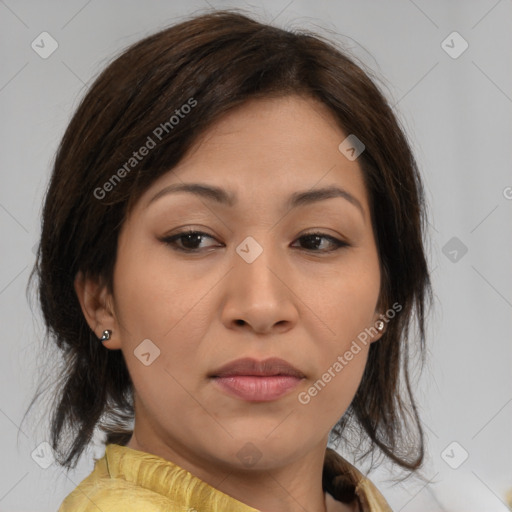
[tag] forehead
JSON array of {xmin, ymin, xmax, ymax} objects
[{"xmin": 137, "ymin": 95, "xmax": 370, "ymax": 216}]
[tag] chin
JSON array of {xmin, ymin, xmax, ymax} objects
[{"xmin": 207, "ymin": 431, "xmax": 316, "ymax": 471}]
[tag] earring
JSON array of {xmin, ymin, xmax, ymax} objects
[
  {"xmin": 100, "ymin": 329, "xmax": 112, "ymax": 341},
  {"xmin": 375, "ymin": 320, "xmax": 385, "ymax": 332}
]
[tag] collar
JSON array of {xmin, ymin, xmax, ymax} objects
[{"xmin": 102, "ymin": 443, "xmax": 391, "ymax": 511}]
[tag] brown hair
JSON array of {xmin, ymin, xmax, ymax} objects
[{"xmin": 27, "ymin": 9, "xmax": 432, "ymax": 473}]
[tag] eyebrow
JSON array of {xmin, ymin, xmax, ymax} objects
[{"xmin": 147, "ymin": 182, "xmax": 365, "ymax": 219}]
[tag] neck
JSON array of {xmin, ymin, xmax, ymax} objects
[
  {"xmin": 213, "ymin": 446, "xmax": 328, "ymax": 512},
  {"xmin": 127, "ymin": 432, "xmax": 349, "ymax": 512}
]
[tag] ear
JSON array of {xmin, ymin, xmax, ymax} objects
[{"xmin": 74, "ymin": 270, "xmax": 121, "ymax": 350}]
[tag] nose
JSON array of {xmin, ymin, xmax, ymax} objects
[{"xmin": 220, "ymin": 239, "xmax": 299, "ymax": 335}]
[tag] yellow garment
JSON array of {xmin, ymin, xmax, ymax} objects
[{"xmin": 58, "ymin": 444, "xmax": 392, "ymax": 511}]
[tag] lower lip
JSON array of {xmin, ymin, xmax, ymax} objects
[{"xmin": 212, "ymin": 375, "xmax": 303, "ymax": 402}]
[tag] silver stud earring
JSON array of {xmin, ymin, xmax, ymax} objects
[
  {"xmin": 375, "ymin": 320, "xmax": 385, "ymax": 332},
  {"xmin": 100, "ymin": 329, "xmax": 112, "ymax": 341}
]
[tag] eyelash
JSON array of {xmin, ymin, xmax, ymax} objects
[{"xmin": 161, "ymin": 229, "xmax": 349, "ymax": 254}]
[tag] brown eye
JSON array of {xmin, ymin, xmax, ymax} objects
[
  {"xmin": 292, "ymin": 233, "xmax": 349, "ymax": 252},
  {"xmin": 162, "ymin": 230, "xmax": 222, "ymax": 252}
]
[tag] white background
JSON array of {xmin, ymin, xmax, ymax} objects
[{"xmin": 0, "ymin": 1, "xmax": 511, "ymax": 510}]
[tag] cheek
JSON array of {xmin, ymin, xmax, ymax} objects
[
  {"xmin": 112, "ymin": 244, "xmax": 211, "ymax": 340},
  {"xmin": 298, "ymin": 335, "xmax": 370, "ymax": 422},
  {"xmin": 319, "ymin": 263, "xmax": 381, "ymax": 342},
  {"xmin": 111, "ymin": 246, "xmax": 216, "ymax": 396},
  {"xmin": 300, "ymin": 252, "xmax": 379, "ymax": 413}
]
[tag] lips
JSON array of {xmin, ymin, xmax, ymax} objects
[
  {"xmin": 209, "ymin": 357, "xmax": 305, "ymax": 402},
  {"xmin": 209, "ymin": 357, "xmax": 305, "ymax": 379}
]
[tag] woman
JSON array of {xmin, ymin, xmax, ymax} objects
[{"xmin": 30, "ymin": 9, "xmax": 431, "ymax": 511}]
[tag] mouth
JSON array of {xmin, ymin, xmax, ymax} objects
[{"xmin": 209, "ymin": 357, "xmax": 305, "ymax": 402}]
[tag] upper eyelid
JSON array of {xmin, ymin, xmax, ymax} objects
[
  {"xmin": 166, "ymin": 229, "xmax": 344, "ymax": 240},
  {"xmin": 163, "ymin": 230, "xmax": 348, "ymax": 250}
]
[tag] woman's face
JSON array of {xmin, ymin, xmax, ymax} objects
[{"xmin": 103, "ymin": 95, "xmax": 384, "ymax": 471}]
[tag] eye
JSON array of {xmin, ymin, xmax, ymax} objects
[
  {"xmin": 161, "ymin": 230, "xmax": 222, "ymax": 252},
  {"xmin": 161, "ymin": 229, "xmax": 348, "ymax": 254},
  {"xmin": 291, "ymin": 232, "xmax": 349, "ymax": 253}
]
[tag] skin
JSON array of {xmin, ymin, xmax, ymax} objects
[{"xmin": 75, "ymin": 94, "xmax": 386, "ymax": 512}]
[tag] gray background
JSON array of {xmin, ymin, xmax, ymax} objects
[{"xmin": 1, "ymin": 0, "xmax": 511, "ymax": 510}]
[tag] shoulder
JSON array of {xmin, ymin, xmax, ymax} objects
[
  {"xmin": 57, "ymin": 455, "xmax": 178, "ymax": 512},
  {"xmin": 58, "ymin": 478, "xmax": 179, "ymax": 512}
]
